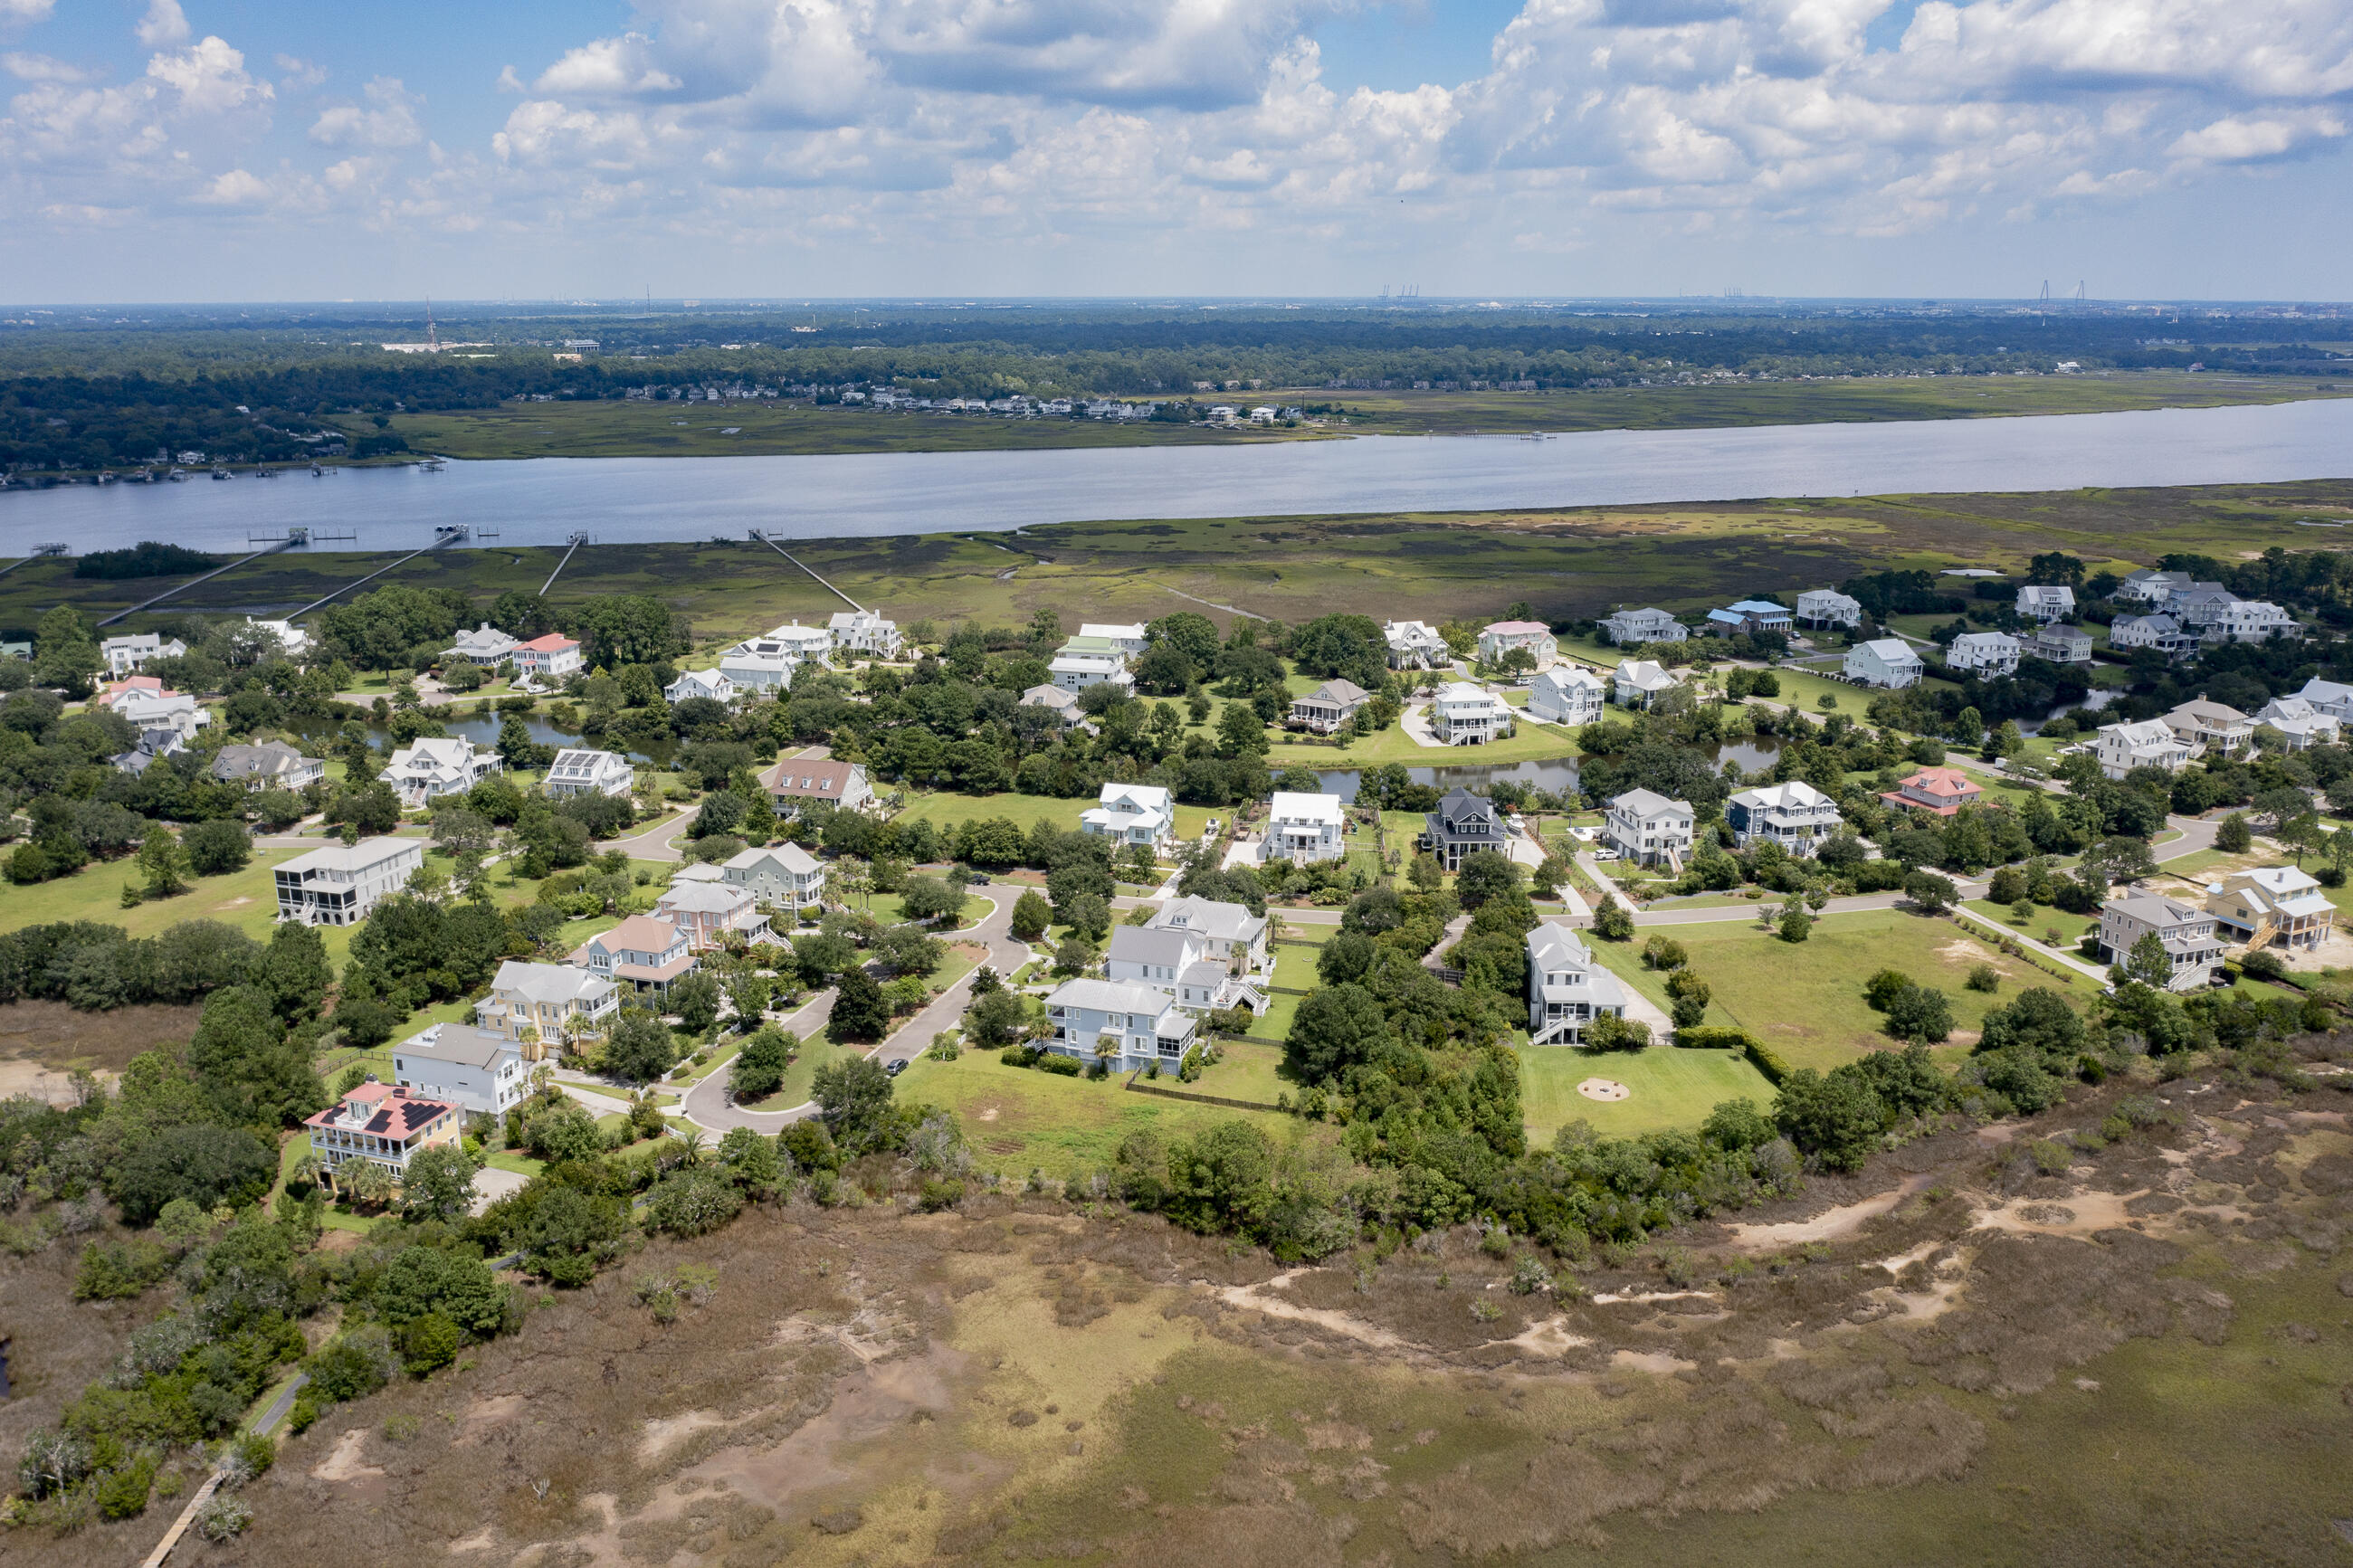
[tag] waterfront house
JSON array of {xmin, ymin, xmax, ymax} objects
[
  {"xmin": 305, "ymin": 1081, "xmax": 461, "ymax": 1188},
  {"xmin": 1423, "ymin": 787, "xmax": 1505, "ymax": 871},
  {"xmin": 2253, "ymin": 696, "xmax": 2342, "ymax": 750},
  {"xmin": 2099, "ymin": 893, "xmax": 2223, "ymax": 991},
  {"xmin": 1880, "ymin": 766, "xmax": 1983, "ymax": 816},
  {"xmin": 1040, "ymin": 978, "xmax": 1198, "ymax": 1073},
  {"xmin": 2110, "ymin": 613, "xmax": 2193, "ymax": 658},
  {"xmin": 2207, "ymin": 600, "xmax": 2300, "ymax": 643},
  {"xmin": 444, "ymin": 623, "xmax": 519, "ymax": 666},
  {"xmin": 665, "ymin": 667, "xmax": 738, "ymax": 705},
  {"xmin": 2115, "ymin": 568, "xmax": 2195, "ymax": 605},
  {"xmin": 717, "ymin": 648, "xmax": 798, "ymax": 693},
  {"xmin": 1048, "ymin": 644, "xmax": 1133, "ymax": 693},
  {"xmin": 827, "ymin": 609, "xmax": 901, "ymax": 658},
  {"xmin": 1289, "ymin": 679, "xmax": 1370, "ymax": 734},
  {"xmin": 2159, "ymin": 698, "xmax": 2253, "ymax": 757},
  {"xmin": 1725, "ymin": 780, "xmax": 1842, "ymax": 856},
  {"xmin": 1704, "ymin": 600, "xmax": 1793, "ymax": 637},
  {"xmin": 1477, "ymin": 621, "xmax": 1558, "ymax": 668},
  {"xmin": 99, "ymin": 632, "xmax": 188, "ymax": 677},
  {"xmin": 1612, "ymin": 660, "xmax": 1684, "ymax": 708},
  {"xmin": 513, "ymin": 633, "xmax": 583, "ymax": 682},
  {"xmin": 1527, "ymin": 665, "xmax": 1605, "ymax": 727},
  {"xmin": 2024, "ymin": 624, "xmax": 2094, "ymax": 664},
  {"xmin": 1604, "ymin": 788, "xmax": 1694, "ymax": 869},
  {"xmin": 1265, "ymin": 791, "xmax": 1347, "ymax": 863},
  {"xmin": 211, "ymin": 740, "xmax": 324, "ymax": 791},
  {"xmin": 1020, "ymin": 683, "xmax": 1086, "ymax": 727},
  {"xmin": 1947, "ymin": 632, "xmax": 2021, "ymax": 679},
  {"xmin": 1148, "ymin": 896, "xmax": 1272, "ymax": 974},
  {"xmin": 1078, "ymin": 622, "xmax": 1149, "ymax": 659},
  {"xmin": 383, "ymin": 736, "xmax": 502, "ymax": 807},
  {"xmin": 544, "ymin": 747, "xmax": 634, "ymax": 799},
  {"xmin": 1429, "ymin": 680, "xmax": 1510, "ymax": 744}
]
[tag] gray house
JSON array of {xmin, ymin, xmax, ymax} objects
[
  {"xmin": 212, "ymin": 740, "xmax": 325, "ymax": 791},
  {"xmin": 1423, "ymin": 787, "xmax": 1505, "ymax": 871}
]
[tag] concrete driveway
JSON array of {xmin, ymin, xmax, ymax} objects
[{"xmin": 469, "ymin": 1164, "xmax": 529, "ymax": 1215}]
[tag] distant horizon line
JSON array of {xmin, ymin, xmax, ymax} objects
[{"xmin": 3, "ymin": 294, "xmax": 2347, "ymax": 312}]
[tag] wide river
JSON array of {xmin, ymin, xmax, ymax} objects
[{"xmin": 4, "ymin": 396, "xmax": 2351, "ymax": 554}]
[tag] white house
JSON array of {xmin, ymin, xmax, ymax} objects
[
  {"xmin": 1843, "ymin": 639, "xmax": 1924, "ymax": 689},
  {"xmin": 512, "ymin": 633, "xmax": 583, "ymax": 681},
  {"xmin": 99, "ymin": 632, "xmax": 187, "ymax": 677},
  {"xmin": 1048, "ymin": 647, "xmax": 1133, "ymax": 693},
  {"xmin": 1289, "ymin": 679, "xmax": 1370, "ymax": 734},
  {"xmin": 475, "ymin": 959, "xmax": 618, "ymax": 1057},
  {"xmin": 1612, "ymin": 660, "xmax": 1684, "ymax": 709},
  {"xmin": 1078, "ymin": 622, "xmax": 1149, "ymax": 659},
  {"xmin": 1081, "ymin": 781, "xmax": 1175, "ymax": 853},
  {"xmin": 2110, "ymin": 613, "xmax": 2194, "ymax": 658},
  {"xmin": 1265, "ymin": 791, "xmax": 1347, "ymax": 863},
  {"xmin": 2253, "ymin": 696, "xmax": 2342, "ymax": 751},
  {"xmin": 2015, "ymin": 584, "xmax": 2077, "ymax": 622},
  {"xmin": 245, "ymin": 618, "xmax": 310, "ymax": 660},
  {"xmin": 1020, "ymin": 683, "xmax": 1086, "ymax": 727},
  {"xmin": 2205, "ymin": 866, "xmax": 2335, "ymax": 952},
  {"xmin": 2024, "ymin": 624, "xmax": 2094, "ymax": 664},
  {"xmin": 383, "ymin": 736, "xmax": 502, "ymax": 807},
  {"xmin": 1148, "ymin": 896, "xmax": 1272, "ymax": 974},
  {"xmin": 391, "ymin": 1023, "xmax": 529, "ymax": 1117},
  {"xmin": 1041, "ymin": 977, "xmax": 1197, "ymax": 1072},
  {"xmin": 665, "ymin": 667, "xmax": 738, "ymax": 705},
  {"xmin": 2115, "ymin": 568, "xmax": 2195, "ymax": 605},
  {"xmin": 1103, "ymin": 925, "xmax": 1265, "ymax": 1018},
  {"xmin": 828, "ymin": 608, "xmax": 901, "ymax": 659},
  {"xmin": 1605, "ymin": 788, "xmax": 1694, "ymax": 869},
  {"xmin": 722, "ymin": 842, "xmax": 826, "ymax": 910},
  {"xmin": 1794, "ymin": 589, "xmax": 1863, "ymax": 629},
  {"xmin": 1525, "ymin": 923, "xmax": 1629, "ymax": 1045},
  {"xmin": 1429, "ymin": 680, "xmax": 1511, "ymax": 745},
  {"xmin": 2207, "ymin": 600, "xmax": 2299, "ymax": 643},
  {"xmin": 2167, "ymin": 584, "xmax": 2237, "ymax": 628},
  {"xmin": 2100, "ymin": 893, "xmax": 2223, "ymax": 991},
  {"xmin": 1725, "ymin": 781, "xmax": 1842, "ymax": 857},
  {"xmin": 760, "ymin": 750, "xmax": 875, "ymax": 817},
  {"xmin": 1477, "ymin": 620, "xmax": 1558, "ymax": 668},
  {"xmin": 544, "ymin": 747, "xmax": 634, "ymax": 799},
  {"xmin": 1704, "ymin": 600, "xmax": 1793, "ymax": 637},
  {"xmin": 571, "ymin": 914, "xmax": 696, "ymax": 993},
  {"xmin": 110, "ymin": 691, "xmax": 209, "ymax": 763},
  {"xmin": 212, "ymin": 741, "xmax": 325, "ymax": 792},
  {"xmin": 1382, "ymin": 619, "xmax": 1450, "ymax": 670},
  {"xmin": 2293, "ymin": 677, "xmax": 2353, "ymax": 720},
  {"xmin": 760, "ymin": 622, "xmax": 836, "ymax": 663},
  {"xmin": 1527, "ymin": 665, "xmax": 1605, "ymax": 727},
  {"xmin": 1599, "ymin": 607, "xmax": 1687, "ymax": 646},
  {"xmin": 716, "ymin": 649, "xmax": 799, "ymax": 693},
  {"xmin": 1946, "ymin": 632, "xmax": 2021, "ymax": 679},
  {"xmin": 445, "ymin": 623, "xmax": 519, "ymax": 666},
  {"xmin": 273, "ymin": 837, "xmax": 424, "ymax": 926},
  {"xmin": 2094, "ymin": 718, "xmax": 2195, "ymax": 780}
]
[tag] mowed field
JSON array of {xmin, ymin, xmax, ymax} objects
[{"xmin": 1584, "ymin": 908, "xmax": 2104, "ymax": 1074}]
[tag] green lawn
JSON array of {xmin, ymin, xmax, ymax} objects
[
  {"xmin": 1963, "ymin": 898, "xmax": 2101, "ymax": 947},
  {"xmin": 1266, "ymin": 717, "xmax": 1577, "ymax": 768},
  {"xmin": 1189, "ymin": 1041, "xmax": 1295, "ymax": 1106},
  {"xmin": 892, "ymin": 1048, "xmax": 1324, "ymax": 1177},
  {"xmin": 1519, "ymin": 1044, "xmax": 1778, "ymax": 1142},
  {"xmin": 1590, "ymin": 908, "xmax": 2099, "ymax": 1073},
  {"xmin": 0, "ymin": 847, "xmax": 362, "ymax": 960},
  {"xmin": 738, "ymin": 1031, "xmax": 856, "ymax": 1112},
  {"xmin": 1252, "ymin": 987, "xmax": 1305, "ymax": 1042},
  {"xmin": 891, "ymin": 789, "xmax": 1213, "ymax": 849}
]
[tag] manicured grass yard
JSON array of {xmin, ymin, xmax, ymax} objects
[
  {"xmin": 892, "ymin": 1048, "xmax": 1324, "ymax": 1177},
  {"xmin": 740, "ymin": 1031, "xmax": 856, "ymax": 1112},
  {"xmin": 1591, "ymin": 908, "xmax": 2101, "ymax": 1073},
  {"xmin": 1189, "ymin": 1041, "xmax": 1295, "ymax": 1106},
  {"xmin": 0, "ymin": 847, "xmax": 361, "ymax": 961},
  {"xmin": 1251, "ymin": 987, "xmax": 1305, "ymax": 1043},
  {"xmin": 891, "ymin": 788, "xmax": 1214, "ymax": 849},
  {"xmin": 1963, "ymin": 898, "xmax": 2101, "ymax": 947},
  {"xmin": 1266, "ymin": 718, "xmax": 1577, "ymax": 768},
  {"xmin": 1518, "ymin": 1043, "xmax": 1778, "ymax": 1143}
]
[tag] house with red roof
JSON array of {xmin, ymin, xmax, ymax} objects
[
  {"xmin": 512, "ymin": 632, "xmax": 583, "ymax": 682},
  {"xmin": 1880, "ymin": 765, "xmax": 1983, "ymax": 817},
  {"xmin": 303, "ymin": 1079, "xmax": 462, "ymax": 1187}
]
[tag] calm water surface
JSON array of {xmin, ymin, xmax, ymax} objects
[{"xmin": 5, "ymin": 397, "xmax": 2349, "ymax": 555}]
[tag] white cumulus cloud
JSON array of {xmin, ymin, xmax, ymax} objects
[
  {"xmin": 310, "ymin": 76, "xmax": 424, "ymax": 147},
  {"xmin": 135, "ymin": 0, "xmax": 191, "ymax": 49}
]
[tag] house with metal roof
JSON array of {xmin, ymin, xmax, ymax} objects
[
  {"xmin": 544, "ymin": 747, "xmax": 634, "ymax": 799},
  {"xmin": 1525, "ymin": 922, "xmax": 1629, "ymax": 1045},
  {"xmin": 1041, "ymin": 977, "xmax": 1198, "ymax": 1073},
  {"xmin": 391, "ymin": 1023, "xmax": 529, "ymax": 1116}
]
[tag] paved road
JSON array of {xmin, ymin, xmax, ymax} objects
[
  {"xmin": 596, "ymin": 809, "xmax": 696, "ymax": 864},
  {"xmin": 675, "ymin": 888, "xmax": 1034, "ymax": 1135}
]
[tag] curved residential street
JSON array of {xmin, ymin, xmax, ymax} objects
[{"xmin": 677, "ymin": 886, "xmax": 1034, "ymax": 1135}]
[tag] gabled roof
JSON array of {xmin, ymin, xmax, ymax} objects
[
  {"xmin": 1269, "ymin": 790, "xmax": 1344, "ymax": 822},
  {"xmin": 726, "ymin": 842, "xmax": 821, "ymax": 875},
  {"xmin": 657, "ymin": 881, "xmax": 757, "ymax": 913},
  {"xmin": 1044, "ymin": 977, "xmax": 1184, "ymax": 1016},
  {"xmin": 1300, "ymin": 679, "xmax": 1370, "ymax": 706},
  {"xmin": 1107, "ymin": 925, "xmax": 1204, "ymax": 967},
  {"xmin": 518, "ymin": 633, "xmax": 579, "ymax": 652},
  {"xmin": 586, "ymin": 915, "xmax": 686, "ymax": 954},
  {"xmin": 302, "ymin": 1081, "xmax": 458, "ymax": 1136},
  {"xmin": 1852, "ymin": 637, "xmax": 1920, "ymax": 661},
  {"xmin": 1730, "ymin": 780, "xmax": 1834, "ymax": 811},
  {"xmin": 395, "ymin": 1023, "xmax": 519, "ymax": 1071},
  {"xmin": 491, "ymin": 958, "xmax": 614, "ymax": 1004},
  {"xmin": 1482, "ymin": 620, "xmax": 1551, "ymax": 635},
  {"xmin": 1150, "ymin": 895, "xmax": 1265, "ymax": 944},
  {"xmin": 1897, "ymin": 766, "xmax": 1979, "ymax": 799}
]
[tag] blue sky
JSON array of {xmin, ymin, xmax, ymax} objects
[{"xmin": 3, "ymin": 0, "xmax": 2350, "ymax": 302}]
